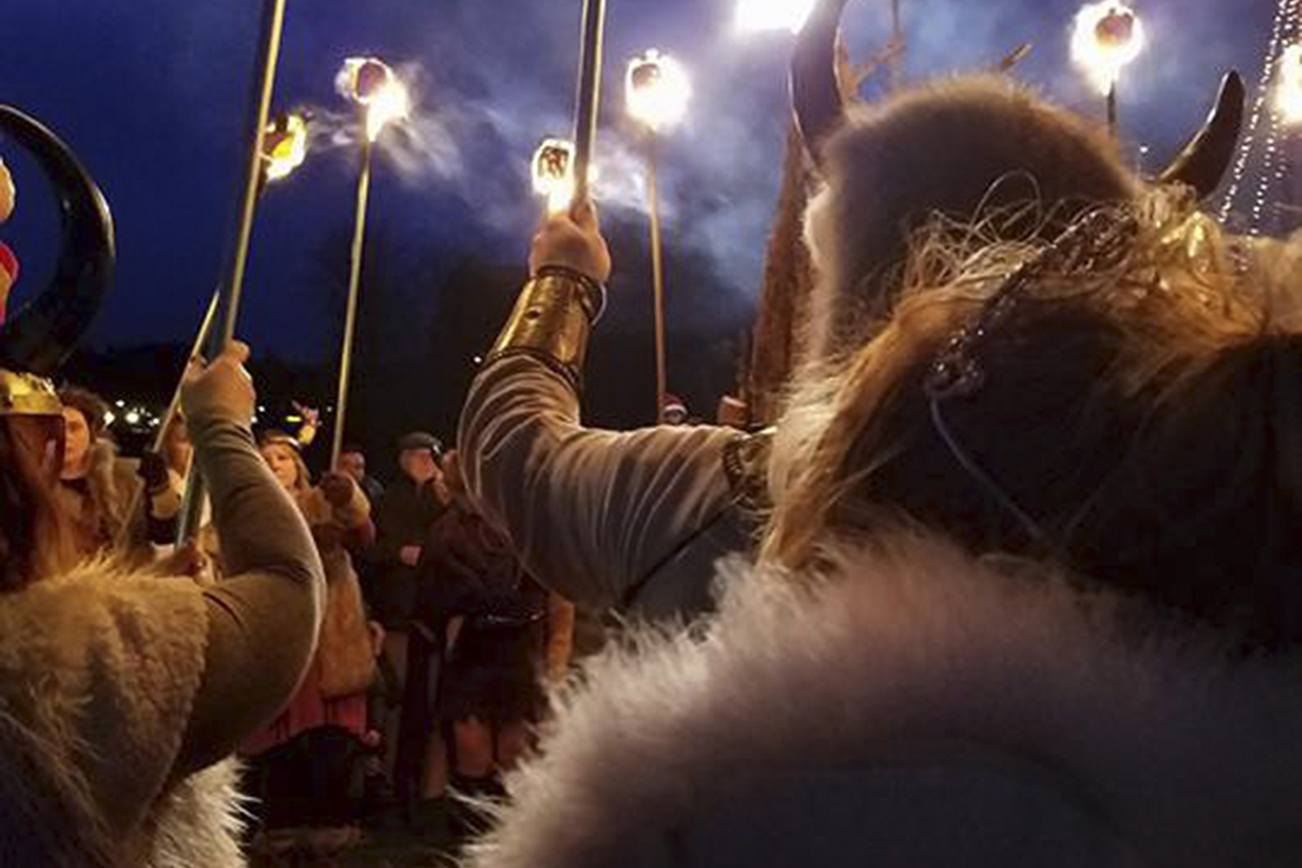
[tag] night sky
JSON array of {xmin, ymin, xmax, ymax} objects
[{"xmin": 0, "ymin": 1, "xmax": 1277, "ymax": 377}]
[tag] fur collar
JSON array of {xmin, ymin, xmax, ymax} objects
[{"xmin": 468, "ymin": 535, "xmax": 1302, "ymax": 867}]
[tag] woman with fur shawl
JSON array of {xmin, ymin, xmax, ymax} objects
[
  {"xmin": 0, "ymin": 343, "xmax": 326, "ymax": 866},
  {"xmin": 459, "ymin": 70, "xmax": 1302, "ymax": 867}
]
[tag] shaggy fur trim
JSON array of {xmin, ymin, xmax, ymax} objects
[
  {"xmin": 805, "ymin": 75, "xmax": 1137, "ymax": 358},
  {"xmin": 0, "ymin": 561, "xmax": 247, "ymax": 866},
  {"xmin": 465, "ymin": 534, "xmax": 1302, "ymax": 867}
]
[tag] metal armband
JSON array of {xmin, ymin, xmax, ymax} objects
[{"xmin": 485, "ymin": 266, "xmax": 606, "ymax": 390}]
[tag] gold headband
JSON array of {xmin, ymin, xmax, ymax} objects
[{"xmin": 0, "ymin": 369, "xmax": 61, "ymax": 417}]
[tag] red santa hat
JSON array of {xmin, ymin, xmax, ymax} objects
[{"xmin": 661, "ymin": 393, "xmax": 688, "ymax": 418}]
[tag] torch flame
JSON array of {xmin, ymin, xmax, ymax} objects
[
  {"xmin": 1278, "ymin": 44, "xmax": 1302, "ymax": 126},
  {"xmin": 263, "ymin": 113, "xmax": 309, "ymax": 183},
  {"xmin": 626, "ymin": 50, "xmax": 692, "ymax": 133},
  {"xmin": 734, "ymin": 0, "xmax": 817, "ymax": 34},
  {"xmin": 1071, "ymin": 1, "xmax": 1146, "ymax": 96},
  {"xmin": 337, "ymin": 57, "xmax": 411, "ymax": 142},
  {"xmin": 532, "ymin": 138, "xmax": 577, "ymax": 214}
]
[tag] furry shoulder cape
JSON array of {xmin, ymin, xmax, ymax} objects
[
  {"xmin": 0, "ymin": 562, "xmax": 246, "ymax": 867},
  {"xmin": 468, "ymin": 536, "xmax": 1302, "ymax": 868}
]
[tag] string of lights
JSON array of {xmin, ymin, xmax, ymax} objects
[{"xmin": 1219, "ymin": 0, "xmax": 1302, "ymax": 233}]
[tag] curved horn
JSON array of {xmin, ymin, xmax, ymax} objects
[
  {"xmin": 1156, "ymin": 71, "xmax": 1245, "ymax": 199},
  {"xmin": 0, "ymin": 106, "xmax": 114, "ymax": 376},
  {"xmin": 791, "ymin": 0, "xmax": 851, "ymax": 167}
]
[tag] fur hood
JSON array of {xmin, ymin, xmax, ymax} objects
[
  {"xmin": 0, "ymin": 560, "xmax": 246, "ymax": 866},
  {"xmin": 468, "ymin": 535, "xmax": 1302, "ymax": 867},
  {"xmin": 805, "ymin": 75, "xmax": 1138, "ymax": 359}
]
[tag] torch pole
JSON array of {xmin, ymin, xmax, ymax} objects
[
  {"xmin": 645, "ymin": 132, "xmax": 668, "ymax": 423},
  {"xmin": 331, "ymin": 136, "xmax": 374, "ymax": 470},
  {"xmin": 177, "ymin": 0, "xmax": 288, "ymax": 546},
  {"xmin": 115, "ymin": 287, "xmax": 220, "ymax": 551},
  {"xmin": 889, "ymin": 0, "xmax": 903, "ymax": 91},
  {"xmin": 571, "ymin": 0, "xmax": 607, "ymax": 205},
  {"xmin": 155, "ymin": 288, "xmax": 221, "ymax": 454},
  {"xmin": 1107, "ymin": 80, "xmax": 1118, "ymax": 138}
]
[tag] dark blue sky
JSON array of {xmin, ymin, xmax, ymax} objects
[{"xmin": 0, "ymin": 1, "xmax": 1275, "ymax": 363}]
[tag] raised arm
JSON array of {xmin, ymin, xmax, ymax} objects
[
  {"xmin": 460, "ymin": 203, "xmax": 745, "ymax": 613},
  {"xmin": 172, "ymin": 343, "xmax": 326, "ymax": 776}
]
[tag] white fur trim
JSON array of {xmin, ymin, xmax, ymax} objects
[{"xmin": 467, "ymin": 535, "xmax": 1302, "ymax": 867}]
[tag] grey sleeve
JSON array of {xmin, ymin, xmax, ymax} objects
[
  {"xmin": 459, "ymin": 354, "xmax": 741, "ymax": 611},
  {"xmin": 173, "ymin": 417, "xmax": 325, "ymax": 776}
]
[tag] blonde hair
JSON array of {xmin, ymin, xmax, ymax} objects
[{"xmin": 764, "ymin": 191, "xmax": 1302, "ymax": 640}]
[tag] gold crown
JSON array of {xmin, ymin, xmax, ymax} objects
[{"xmin": 0, "ymin": 369, "xmax": 61, "ymax": 416}]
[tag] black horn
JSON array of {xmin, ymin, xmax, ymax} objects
[
  {"xmin": 0, "ymin": 106, "xmax": 114, "ymax": 377},
  {"xmin": 1156, "ymin": 71, "xmax": 1245, "ymax": 199},
  {"xmin": 792, "ymin": 0, "xmax": 852, "ymax": 167}
]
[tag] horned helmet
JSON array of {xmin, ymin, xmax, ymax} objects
[
  {"xmin": 789, "ymin": 0, "xmax": 1244, "ymax": 358},
  {"xmin": 0, "ymin": 107, "xmax": 114, "ymax": 421}
]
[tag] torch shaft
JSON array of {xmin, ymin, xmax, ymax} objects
[
  {"xmin": 1107, "ymin": 80, "xmax": 1118, "ymax": 138},
  {"xmin": 178, "ymin": 0, "xmax": 288, "ymax": 546},
  {"xmin": 155, "ymin": 287, "xmax": 222, "ymax": 455},
  {"xmin": 646, "ymin": 134, "xmax": 668, "ymax": 423},
  {"xmin": 571, "ymin": 0, "xmax": 608, "ymax": 204},
  {"xmin": 115, "ymin": 287, "xmax": 221, "ymax": 551},
  {"xmin": 889, "ymin": 0, "xmax": 903, "ymax": 90},
  {"xmin": 332, "ymin": 138, "xmax": 375, "ymax": 470}
]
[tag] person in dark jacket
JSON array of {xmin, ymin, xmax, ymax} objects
[
  {"xmin": 414, "ymin": 451, "xmax": 552, "ymax": 826},
  {"xmin": 370, "ymin": 432, "xmax": 447, "ymax": 792}
]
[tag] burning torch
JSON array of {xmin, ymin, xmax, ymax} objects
[
  {"xmin": 1071, "ymin": 1, "xmax": 1146, "ymax": 137},
  {"xmin": 330, "ymin": 57, "xmax": 410, "ymax": 470},
  {"xmin": 626, "ymin": 50, "xmax": 691, "ymax": 423},
  {"xmin": 169, "ymin": 109, "xmax": 310, "ymax": 547},
  {"xmin": 532, "ymin": 138, "xmax": 578, "ymax": 214},
  {"xmin": 734, "ymin": 0, "xmax": 818, "ymax": 33}
]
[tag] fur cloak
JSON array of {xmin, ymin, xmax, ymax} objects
[
  {"xmin": 467, "ymin": 535, "xmax": 1302, "ymax": 867},
  {"xmin": 0, "ymin": 561, "xmax": 246, "ymax": 866}
]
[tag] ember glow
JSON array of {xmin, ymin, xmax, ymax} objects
[
  {"xmin": 262, "ymin": 113, "xmax": 308, "ymax": 182},
  {"xmin": 1278, "ymin": 44, "xmax": 1302, "ymax": 125},
  {"xmin": 734, "ymin": 0, "xmax": 817, "ymax": 34},
  {"xmin": 1071, "ymin": 1, "xmax": 1146, "ymax": 95},
  {"xmin": 336, "ymin": 57, "xmax": 411, "ymax": 142},
  {"xmin": 626, "ymin": 50, "xmax": 692, "ymax": 133},
  {"xmin": 531, "ymin": 138, "xmax": 576, "ymax": 213}
]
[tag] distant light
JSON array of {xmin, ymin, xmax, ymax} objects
[
  {"xmin": 734, "ymin": 0, "xmax": 817, "ymax": 34},
  {"xmin": 104, "ymin": 410, "xmax": 116, "ymax": 427},
  {"xmin": 626, "ymin": 50, "xmax": 692, "ymax": 133},
  {"xmin": 115, "ymin": 400, "xmax": 126, "ymax": 409},
  {"xmin": 473, "ymin": 355, "xmax": 484, "ymax": 365},
  {"xmin": 286, "ymin": 414, "xmax": 304, "ymax": 424},
  {"xmin": 125, "ymin": 411, "xmax": 141, "ymax": 426}
]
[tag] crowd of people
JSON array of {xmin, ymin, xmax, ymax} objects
[{"xmin": 6, "ymin": 4, "xmax": 1302, "ymax": 866}]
